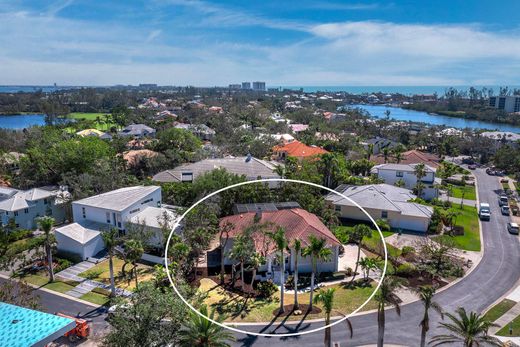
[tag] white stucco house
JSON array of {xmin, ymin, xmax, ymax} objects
[
  {"xmin": 56, "ymin": 186, "xmax": 166, "ymax": 261},
  {"xmin": 0, "ymin": 186, "xmax": 69, "ymax": 230},
  {"xmin": 371, "ymin": 163, "xmax": 440, "ymax": 200},
  {"xmin": 127, "ymin": 206, "xmax": 181, "ymax": 249},
  {"xmin": 218, "ymin": 207, "xmax": 341, "ymax": 283},
  {"xmin": 326, "ymin": 184, "xmax": 434, "ymax": 233}
]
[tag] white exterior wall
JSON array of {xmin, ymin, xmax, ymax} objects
[
  {"xmin": 72, "ymin": 189, "xmax": 162, "ymax": 231},
  {"xmin": 334, "ymin": 204, "xmax": 429, "ymax": 233},
  {"xmin": 1, "ymin": 197, "xmax": 66, "ymax": 230},
  {"xmin": 55, "ymin": 232, "xmax": 105, "ymax": 260},
  {"xmin": 376, "ymin": 169, "xmax": 437, "ymax": 200}
]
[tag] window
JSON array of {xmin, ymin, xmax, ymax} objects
[
  {"xmin": 181, "ymin": 172, "xmax": 193, "ymax": 182},
  {"xmin": 141, "ymin": 198, "xmax": 153, "ymax": 205},
  {"xmin": 14, "ymin": 211, "xmax": 18, "ymax": 217},
  {"xmin": 396, "ymin": 171, "xmax": 403, "ymax": 177},
  {"xmin": 335, "ymin": 205, "xmax": 341, "ymax": 212},
  {"xmin": 381, "ymin": 210, "xmax": 388, "ymax": 219},
  {"xmin": 24, "ymin": 208, "xmax": 29, "ymax": 214},
  {"xmin": 82, "ymin": 207, "xmax": 86, "ymax": 219},
  {"xmin": 106, "ymin": 212, "xmax": 111, "ymax": 224},
  {"xmin": 129, "ymin": 208, "xmax": 140, "ymax": 214},
  {"xmin": 43, "ymin": 198, "xmax": 48, "ymax": 205}
]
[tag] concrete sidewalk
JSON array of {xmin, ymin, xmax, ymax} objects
[{"xmin": 490, "ymin": 301, "xmax": 520, "ymax": 335}]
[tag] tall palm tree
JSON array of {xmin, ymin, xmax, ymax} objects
[
  {"xmin": 248, "ymin": 252, "xmax": 265, "ymax": 292},
  {"xmin": 269, "ymin": 227, "xmax": 288, "ymax": 313},
  {"xmin": 178, "ymin": 305, "xmax": 235, "ymax": 347},
  {"xmin": 430, "ymin": 307, "xmax": 502, "ymax": 347},
  {"xmin": 314, "ymin": 288, "xmax": 336, "ymax": 347},
  {"xmin": 382, "ymin": 148, "xmax": 390, "ymax": 163},
  {"xmin": 302, "ymin": 236, "xmax": 332, "ymax": 310},
  {"xmin": 320, "ymin": 153, "xmax": 340, "ymax": 188},
  {"xmin": 102, "ymin": 228, "xmax": 119, "ymax": 297},
  {"xmin": 292, "ymin": 239, "xmax": 302, "ymax": 311},
  {"xmin": 393, "ymin": 145, "xmax": 405, "ymax": 163},
  {"xmin": 366, "ymin": 144, "xmax": 374, "ymax": 160},
  {"xmin": 414, "ymin": 163, "xmax": 427, "ymax": 198},
  {"xmin": 350, "ymin": 224, "xmax": 372, "ymax": 282},
  {"xmin": 228, "ymin": 234, "xmax": 251, "ymax": 292},
  {"xmin": 37, "ymin": 216, "xmax": 55, "ymax": 282},
  {"xmin": 414, "ymin": 285, "xmax": 443, "ymax": 347},
  {"xmin": 375, "ymin": 276, "xmax": 405, "ymax": 347},
  {"xmin": 358, "ymin": 257, "xmax": 378, "ymax": 281},
  {"xmin": 125, "ymin": 239, "xmax": 144, "ymax": 290}
]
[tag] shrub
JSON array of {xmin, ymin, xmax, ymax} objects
[
  {"xmin": 55, "ymin": 250, "xmax": 82, "ymax": 264},
  {"xmin": 395, "ymin": 263, "xmax": 416, "ymax": 277},
  {"xmin": 449, "ymin": 266, "xmax": 464, "ymax": 278},
  {"xmin": 54, "ymin": 258, "xmax": 72, "ymax": 272},
  {"xmin": 401, "ymin": 246, "xmax": 415, "ymax": 257},
  {"xmin": 257, "ymin": 280, "xmax": 277, "ymax": 298},
  {"xmin": 7, "ymin": 229, "xmax": 33, "ymax": 243},
  {"xmin": 82, "ymin": 268, "xmax": 103, "ymax": 280},
  {"xmin": 344, "ymin": 267, "xmax": 354, "ymax": 276},
  {"xmin": 376, "ymin": 219, "xmax": 391, "ymax": 232}
]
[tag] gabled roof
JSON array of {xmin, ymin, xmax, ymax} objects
[
  {"xmin": 372, "ymin": 163, "xmax": 435, "ymax": 174},
  {"xmin": 370, "ymin": 150, "xmax": 441, "ymax": 168},
  {"xmin": 220, "ymin": 208, "xmax": 340, "ymax": 255},
  {"xmin": 152, "ymin": 157, "xmax": 280, "ymax": 183},
  {"xmin": 55, "ymin": 222, "xmax": 104, "ymax": 245},
  {"xmin": 326, "ymin": 184, "xmax": 433, "ymax": 218},
  {"xmin": 119, "ymin": 124, "xmax": 156, "ymax": 136},
  {"xmin": 0, "ymin": 186, "xmax": 61, "ymax": 212},
  {"xmin": 272, "ymin": 140, "xmax": 328, "ymax": 158},
  {"xmin": 73, "ymin": 186, "xmax": 160, "ymax": 211}
]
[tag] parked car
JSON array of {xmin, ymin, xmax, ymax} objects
[
  {"xmin": 499, "ymin": 195, "xmax": 509, "ymax": 207},
  {"xmin": 501, "ymin": 205, "xmax": 510, "ymax": 215},
  {"xmin": 468, "ymin": 164, "xmax": 477, "ymax": 170},
  {"xmin": 486, "ymin": 168, "xmax": 495, "ymax": 175},
  {"xmin": 507, "ymin": 222, "xmax": 519, "ymax": 235},
  {"xmin": 479, "ymin": 202, "xmax": 491, "ymax": 221}
]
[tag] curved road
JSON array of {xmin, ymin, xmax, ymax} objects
[{"xmin": 233, "ymin": 168, "xmax": 520, "ymax": 346}]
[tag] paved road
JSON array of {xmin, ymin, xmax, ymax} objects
[
  {"xmin": 232, "ymin": 168, "xmax": 520, "ymax": 346},
  {"xmin": 0, "ymin": 277, "xmax": 109, "ymax": 340}
]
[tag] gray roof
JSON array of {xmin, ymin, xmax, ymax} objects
[
  {"xmin": 0, "ymin": 186, "xmax": 63, "ymax": 212},
  {"xmin": 55, "ymin": 221, "xmax": 104, "ymax": 244},
  {"xmin": 73, "ymin": 186, "xmax": 160, "ymax": 211},
  {"xmin": 152, "ymin": 157, "xmax": 280, "ymax": 183},
  {"xmin": 372, "ymin": 163, "xmax": 435, "ymax": 174},
  {"xmin": 481, "ymin": 131, "xmax": 520, "ymax": 142},
  {"xmin": 326, "ymin": 184, "xmax": 433, "ymax": 218},
  {"xmin": 128, "ymin": 206, "xmax": 179, "ymax": 229},
  {"xmin": 118, "ymin": 124, "xmax": 156, "ymax": 137}
]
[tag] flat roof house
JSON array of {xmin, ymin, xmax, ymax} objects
[
  {"xmin": 152, "ymin": 156, "xmax": 280, "ymax": 183},
  {"xmin": 218, "ymin": 207, "xmax": 341, "ymax": 283},
  {"xmin": 326, "ymin": 184, "xmax": 433, "ymax": 233},
  {"xmin": 371, "ymin": 163, "xmax": 440, "ymax": 200},
  {"xmin": 0, "ymin": 186, "xmax": 68, "ymax": 230}
]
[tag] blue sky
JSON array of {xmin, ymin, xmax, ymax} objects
[{"xmin": 1, "ymin": 0, "xmax": 520, "ymax": 86}]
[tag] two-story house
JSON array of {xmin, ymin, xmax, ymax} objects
[
  {"xmin": 371, "ymin": 163, "xmax": 439, "ymax": 200},
  {"xmin": 0, "ymin": 186, "xmax": 68, "ymax": 230}
]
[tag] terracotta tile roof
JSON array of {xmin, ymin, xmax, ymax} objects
[
  {"xmin": 371, "ymin": 150, "xmax": 441, "ymax": 168},
  {"xmin": 219, "ymin": 208, "xmax": 340, "ymax": 255},
  {"xmin": 273, "ymin": 140, "xmax": 328, "ymax": 158}
]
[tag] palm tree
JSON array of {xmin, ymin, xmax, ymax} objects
[
  {"xmin": 37, "ymin": 216, "xmax": 56, "ymax": 282},
  {"xmin": 358, "ymin": 257, "xmax": 378, "ymax": 281},
  {"xmin": 430, "ymin": 307, "xmax": 502, "ymax": 347},
  {"xmin": 393, "ymin": 145, "xmax": 405, "ymax": 163},
  {"xmin": 414, "ymin": 163, "xmax": 427, "ymax": 198},
  {"xmin": 366, "ymin": 144, "xmax": 374, "ymax": 160},
  {"xmin": 414, "ymin": 285, "xmax": 443, "ymax": 347},
  {"xmin": 320, "ymin": 153, "xmax": 340, "ymax": 188},
  {"xmin": 382, "ymin": 148, "xmax": 390, "ymax": 163},
  {"xmin": 292, "ymin": 239, "xmax": 302, "ymax": 311},
  {"xmin": 375, "ymin": 276, "xmax": 405, "ymax": 347},
  {"xmin": 248, "ymin": 252, "xmax": 265, "ymax": 293},
  {"xmin": 350, "ymin": 224, "xmax": 372, "ymax": 282},
  {"xmin": 302, "ymin": 236, "xmax": 332, "ymax": 310},
  {"xmin": 102, "ymin": 228, "xmax": 119, "ymax": 297},
  {"xmin": 228, "ymin": 234, "xmax": 251, "ymax": 292},
  {"xmin": 269, "ymin": 227, "xmax": 288, "ymax": 313},
  {"xmin": 314, "ymin": 288, "xmax": 336, "ymax": 347},
  {"xmin": 124, "ymin": 239, "xmax": 144, "ymax": 290},
  {"xmin": 178, "ymin": 305, "xmax": 235, "ymax": 347}
]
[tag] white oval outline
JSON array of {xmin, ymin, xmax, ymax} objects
[{"xmin": 164, "ymin": 178, "xmax": 388, "ymax": 337}]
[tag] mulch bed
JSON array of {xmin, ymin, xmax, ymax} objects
[{"xmin": 272, "ymin": 304, "xmax": 322, "ymax": 317}]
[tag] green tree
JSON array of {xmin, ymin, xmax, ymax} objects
[
  {"xmin": 376, "ymin": 276, "xmax": 405, "ymax": 347},
  {"xmin": 358, "ymin": 257, "xmax": 378, "ymax": 281},
  {"xmin": 302, "ymin": 235, "xmax": 332, "ymax": 310},
  {"xmin": 350, "ymin": 224, "xmax": 372, "ymax": 281},
  {"xmin": 414, "ymin": 163, "xmax": 427, "ymax": 198},
  {"xmin": 178, "ymin": 305, "xmax": 235, "ymax": 347},
  {"xmin": 313, "ymin": 288, "xmax": 336, "ymax": 347},
  {"xmin": 430, "ymin": 307, "xmax": 501, "ymax": 347},
  {"xmin": 37, "ymin": 216, "xmax": 55, "ymax": 282},
  {"xmin": 228, "ymin": 232, "xmax": 254, "ymax": 293},
  {"xmin": 154, "ymin": 127, "xmax": 202, "ymax": 163},
  {"xmin": 102, "ymin": 228, "xmax": 120, "ymax": 297},
  {"xmin": 292, "ymin": 239, "xmax": 302, "ymax": 311},
  {"xmin": 124, "ymin": 239, "xmax": 144, "ymax": 289},
  {"xmin": 268, "ymin": 227, "xmax": 288, "ymax": 313},
  {"xmin": 414, "ymin": 285, "xmax": 443, "ymax": 347}
]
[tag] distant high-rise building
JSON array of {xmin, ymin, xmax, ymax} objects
[
  {"xmin": 229, "ymin": 84, "xmax": 241, "ymax": 89},
  {"xmin": 489, "ymin": 96, "xmax": 520, "ymax": 113},
  {"xmin": 252, "ymin": 81, "xmax": 266, "ymax": 91},
  {"xmin": 241, "ymin": 82, "xmax": 251, "ymax": 90}
]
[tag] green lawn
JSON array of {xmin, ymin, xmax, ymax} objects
[
  {"xmin": 80, "ymin": 292, "xmax": 110, "ymax": 305},
  {"xmin": 67, "ymin": 112, "xmax": 115, "ymax": 131},
  {"xmin": 483, "ymin": 299, "xmax": 517, "ymax": 323},
  {"xmin": 362, "ymin": 230, "xmax": 400, "ymax": 258},
  {"xmin": 200, "ymin": 278, "xmax": 378, "ymax": 323},
  {"xmin": 449, "ymin": 184, "xmax": 477, "ymax": 201},
  {"xmin": 43, "ymin": 280, "xmax": 78, "ymax": 294},
  {"xmin": 497, "ymin": 313, "xmax": 520, "ymax": 336},
  {"xmin": 435, "ymin": 204, "xmax": 481, "ymax": 252}
]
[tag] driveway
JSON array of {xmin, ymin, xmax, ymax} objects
[{"xmin": 231, "ymin": 168, "xmax": 520, "ymax": 346}]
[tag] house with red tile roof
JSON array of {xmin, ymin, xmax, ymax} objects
[
  {"xmin": 218, "ymin": 208, "xmax": 341, "ymax": 278},
  {"xmin": 272, "ymin": 140, "xmax": 328, "ymax": 161},
  {"xmin": 371, "ymin": 150, "xmax": 441, "ymax": 169}
]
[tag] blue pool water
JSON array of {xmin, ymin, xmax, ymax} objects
[
  {"xmin": 0, "ymin": 114, "xmax": 47, "ymax": 129},
  {"xmin": 0, "ymin": 302, "xmax": 75, "ymax": 347}
]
